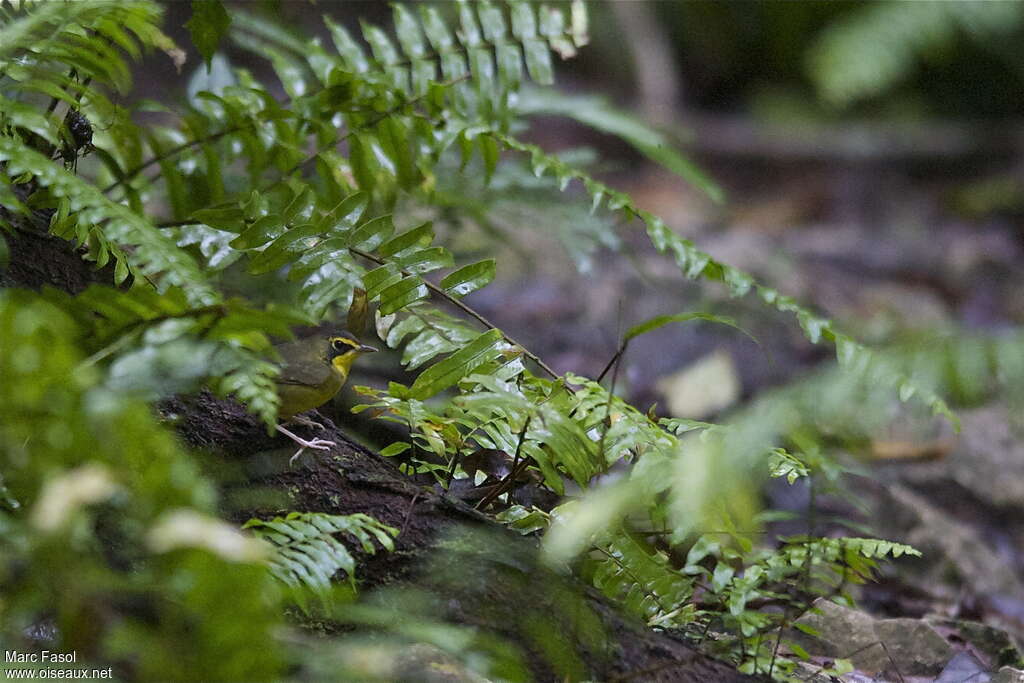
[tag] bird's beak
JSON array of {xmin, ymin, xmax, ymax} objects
[{"xmin": 358, "ymin": 344, "xmax": 378, "ymax": 353}]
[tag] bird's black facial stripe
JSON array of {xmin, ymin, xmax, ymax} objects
[{"xmin": 330, "ymin": 337, "xmax": 360, "ymax": 354}]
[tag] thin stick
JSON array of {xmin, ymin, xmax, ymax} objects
[
  {"xmin": 474, "ymin": 415, "xmax": 532, "ymax": 511},
  {"xmin": 103, "ymin": 125, "xmax": 246, "ymax": 196},
  {"xmin": 107, "ymin": 74, "xmax": 470, "ymax": 198}
]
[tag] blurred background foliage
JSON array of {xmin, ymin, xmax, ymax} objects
[{"xmin": 3, "ymin": 0, "xmax": 1024, "ymax": 681}]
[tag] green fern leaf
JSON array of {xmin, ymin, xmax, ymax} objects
[
  {"xmin": 409, "ymin": 328, "xmax": 506, "ymax": 399},
  {"xmin": 244, "ymin": 511, "xmax": 398, "ymax": 609},
  {"xmin": 0, "ymin": 139, "xmax": 217, "ymax": 305}
]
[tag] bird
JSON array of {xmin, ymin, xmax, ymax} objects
[{"xmin": 273, "ymin": 330, "xmax": 377, "ymax": 464}]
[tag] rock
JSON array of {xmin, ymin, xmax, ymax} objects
[
  {"xmin": 882, "ymin": 483, "xmax": 1024, "ymax": 598},
  {"xmin": 928, "ymin": 619, "xmax": 1024, "ymax": 670},
  {"xmin": 887, "ymin": 405, "xmax": 1024, "ymax": 510},
  {"xmin": 874, "ymin": 618, "xmax": 954, "ymax": 676},
  {"xmin": 791, "ymin": 599, "xmax": 952, "ymax": 676},
  {"xmin": 935, "ymin": 651, "xmax": 990, "ymax": 683},
  {"xmin": 791, "ymin": 599, "xmax": 878, "ymax": 660}
]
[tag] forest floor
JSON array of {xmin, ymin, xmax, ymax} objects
[{"xmin": 442, "ymin": 126, "xmax": 1024, "ymax": 681}]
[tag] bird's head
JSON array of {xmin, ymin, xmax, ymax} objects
[{"xmin": 327, "ymin": 330, "xmax": 378, "ymax": 375}]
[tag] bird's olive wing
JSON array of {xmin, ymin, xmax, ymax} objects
[{"xmin": 274, "ymin": 338, "xmax": 333, "ymax": 388}]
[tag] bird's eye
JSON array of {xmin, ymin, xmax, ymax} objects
[{"xmin": 332, "ymin": 339, "xmax": 346, "ymax": 352}]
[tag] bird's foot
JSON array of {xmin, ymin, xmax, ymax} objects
[
  {"xmin": 288, "ymin": 413, "xmax": 327, "ymax": 431},
  {"xmin": 276, "ymin": 424, "xmax": 335, "ymax": 466}
]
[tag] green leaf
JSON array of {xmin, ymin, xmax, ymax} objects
[
  {"xmin": 480, "ymin": 135, "xmax": 499, "ymax": 183},
  {"xmin": 304, "ymin": 275, "xmax": 357, "ymax": 321},
  {"xmin": 477, "ymin": 1, "xmax": 507, "ymax": 42},
  {"xmin": 186, "ymin": 0, "xmax": 231, "ymax": 70},
  {"xmin": 376, "ymin": 116, "xmax": 416, "ymax": 188},
  {"xmin": 378, "ymin": 222, "xmax": 434, "ymax": 258},
  {"xmin": 0, "ymin": 95, "xmax": 60, "ymax": 145},
  {"xmin": 517, "ymin": 90, "xmax": 725, "ymax": 202},
  {"xmin": 420, "ymin": 6, "xmax": 454, "ymax": 52},
  {"xmin": 409, "ymin": 329, "xmax": 504, "ymax": 399},
  {"xmin": 395, "ymin": 247, "xmax": 454, "ymax": 275},
  {"xmin": 378, "ymin": 276, "xmax": 428, "ymax": 315},
  {"xmin": 349, "ymin": 134, "xmax": 379, "ymax": 192},
  {"xmin": 440, "ymin": 260, "xmax": 496, "ymax": 298},
  {"xmin": 496, "ymin": 43, "xmax": 522, "ymax": 91},
  {"xmin": 363, "ymin": 264, "xmax": 403, "ymax": 300},
  {"xmin": 510, "ymin": 2, "xmax": 537, "ymax": 39},
  {"xmin": 392, "ymin": 4, "xmax": 426, "ymax": 59},
  {"xmin": 348, "ymin": 215, "xmax": 394, "ymax": 252},
  {"xmin": 324, "ymin": 15, "xmax": 369, "ymax": 73},
  {"xmin": 189, "ymin": 205, "xmax": 245, "ymax": 232},
  {"xmin": 288, "ymin": 237, "xmax": 348, "ymax": 281},
  {"xmin": 522, "ymin": 38, "xmax": 553, "ymax": 85},
  {"xmin": 792, "ymin": 622, "xmax": 821, "ymax": 638},
  {"xmin": 230, "ymin": 214, "xmax": 284, "ymax": 249},
  {"xmin": 319, "ymin": 192, "xmax": 368, "ymax": 233},
  {"xmin": 245, "ymin": 511, "xmax": 397, "ymax": 608},
  {"xmin": 379, "ymin": 442, "xmax": 411, "ymax": 457},
  {"xmin": 624, "ymin": 312, "xmax": 755, "ymax": 344},
  {"xmin": 247, "ymin": 223, "xmax": 322, "ymax": 275}
]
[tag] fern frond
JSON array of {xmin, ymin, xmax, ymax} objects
[
  {"xmin": 517, "ymin": 88, "xmax": 723, "ymax": 202},
  {"xmin": 377, "ymin": 303, "xmax": 483, "ymax": 371},
  {"xmin": 485, "ymin": 130, "xmax": 956, "ymax": 427},
  {"xmin": 232, "ymin": 1, "xmax": 586, "ymax": 120},
  {"xmin": 0, "ymin": 138, "xmax": 216, "ymax": 304},
  {"xmin": 174, "ymin": 176, "xmax": 526, "ymax": 387},
  {"xmin": 60, "ymin": 284, "xmax": 309, "ymax": 426},
  {"xmin": 588, "ymin": 533, "xmax": 696, "ymax": 628},
  {"xmin": 244, "ymin": 511, "xmax": 398, "ymax": 609},
  {"xmin": 0, "ymin": 1, "xmax": 172, "ymax": 112},
  {"xmin": 211, "ymin": 347, "xmax": 281, "ymax": 430},
  {"xmin": 210, "ymin": 2, "xmax": 589, "ymax": 203}
]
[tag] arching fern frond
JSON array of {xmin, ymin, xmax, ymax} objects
[
  {"xmin": 483, "ymin": 130, "xmax": 957, "ymax": 427},
  {"xmin": 56, "ymin": 284, "xmax": 308, "ymax": 426},
  {"xmin": 174, "ymin": 182, "xmax": 532, "ymax": 390},
  {"xmin": 244, "ymin": 511, "xmax": 398, "ymax": 611},
  {"xmin": 588, "ymin": 532, "xmax": 696, "ymax": 628},
  {"xmin": 208, "ymin": 2, "xmax": 588, "ymax": 204},
  {"xmin": 0, "ymin": 0, "xmax": 175, "ymax": 124},
  {"xmin": 231, "ymin": 0, "xmax": 587, "ymax": 121}
]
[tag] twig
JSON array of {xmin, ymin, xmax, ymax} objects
[
  {"xmin": 596, "ymin": 334, "xmax": 626, "ymax": 461},
  {"xmin": 400, "ymin": 490, "xmax": 420, "ymax": 537},
  {"xmin": 474, "ymin": 415, "xmax": 532, "ymax": 511},
  {"xmin": 108, "ymin": 73, "xmax": 470, "ymax": 198},
  {"xmin": 102, "ymin": 124, "xmax": 245, "ymax": 196},
  {"xmin": 878, "ymin": 640, "xmax": 905, "ymax": 683}
]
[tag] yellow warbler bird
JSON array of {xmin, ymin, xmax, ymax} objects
[{"xmin": 273, "ymin": 330, "xmax": 377, "ymax": 464}]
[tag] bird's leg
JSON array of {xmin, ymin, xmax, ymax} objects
[
  {"xmin": 287, "ymin": 412, "xmax": 327, "ymax": 431},
  {"xmin": 275, "ymin": 423, "xmax": 336, "ymax": 466}
]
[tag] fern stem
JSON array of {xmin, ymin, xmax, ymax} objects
[
  {"xmin": 348, "ymin": 245, "xmax": 559, "ymax": 380},
  {"xmin": 102, "ymin": 124, "xmax": 245, "ymax": 196},
  {"xmin": 109, "ymin": 73, "xmax": 471, "ymax": 200}
]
